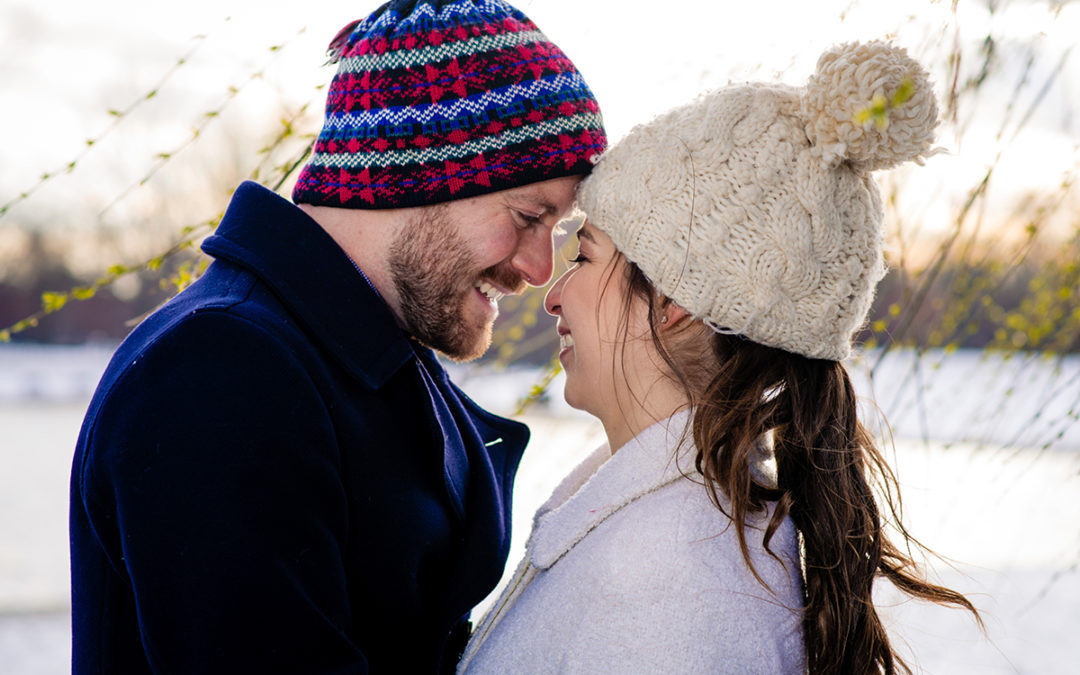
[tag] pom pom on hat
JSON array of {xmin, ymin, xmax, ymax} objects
[{"xmin": 801, "ymin": 41, "xmax": 939, "ymax": 171}]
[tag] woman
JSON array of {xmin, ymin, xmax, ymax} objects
[{"xmin": 459, "ymin": 41, "xmax": 980, "ymax": 674}]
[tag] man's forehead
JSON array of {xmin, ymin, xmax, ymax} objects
[{"xmin": 509, "ymin": 177, "xmax": 581, "ymax": 212}]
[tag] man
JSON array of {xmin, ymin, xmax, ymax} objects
[{"xmin": 69, "ymin": 0, "xmax": 606, "ymax": 672}]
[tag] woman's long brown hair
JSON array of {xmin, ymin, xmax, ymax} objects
[{"xmin": 620, "ymin": 259, "xmax": 982, "ymax": 674}]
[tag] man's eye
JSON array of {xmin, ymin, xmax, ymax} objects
[{"xmin": 516, "ymin": 212, "xmax": 542, "ymax": 228}]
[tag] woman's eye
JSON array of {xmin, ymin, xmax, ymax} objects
[{"xmin": 568, "ymin": 254, "xmax": 588, "ymax": 264}]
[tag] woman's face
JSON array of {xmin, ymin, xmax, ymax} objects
[{"xmin": 543, "ymin": 221, "xmax": 654, "ymax": 426}]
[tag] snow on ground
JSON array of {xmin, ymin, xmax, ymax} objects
[
  {"xmin": 1, "ymin": 345, "xmax": 1078, "ymax": 672},
  {"xmin": 0, "ymin": 612, "xmax": 70, "ymax": 675},
  {"xmin": 0, "ymin": 401, "xmax": 82, "ymax": 614}
]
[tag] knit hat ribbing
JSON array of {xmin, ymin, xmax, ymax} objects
[
  {"xmin": 578, "ymin": 41, "xmax": 937, "ymax": 361},
  {"xmin": 293, "ymin": 0, "xmax": 607, "ymax": 209}
]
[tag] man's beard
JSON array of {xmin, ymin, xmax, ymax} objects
[{"xmin": 387, "ymin": 205, "xmax": 524, "ymax": 362}]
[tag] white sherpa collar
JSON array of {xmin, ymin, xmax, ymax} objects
[{"xmin": 528, "ymin": 410, "xmax": 697, "ymax": 569}]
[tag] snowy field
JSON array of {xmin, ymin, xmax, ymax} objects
[{"xmin": 1, "ymin": 344, "xmax": 1078, "ymax": 673}]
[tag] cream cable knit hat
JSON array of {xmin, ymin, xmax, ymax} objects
[{"xmin": 578, "ymin": 41, "xmax": 938, "ymax": 361}]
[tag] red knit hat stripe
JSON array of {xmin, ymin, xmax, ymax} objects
[
  {"xmin": 326, "ymin": 40, "xmax": 580, "ymax": 110},
  {"xmin": 295, "ymin": 128, "xmax": 606, "ymax": 207}
]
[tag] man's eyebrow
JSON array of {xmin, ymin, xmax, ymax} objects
[{"xmin": 519, "ymin": 197, "xmax": 556, "ymax": 215}]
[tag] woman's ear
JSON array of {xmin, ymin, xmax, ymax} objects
[{"xmin": 658, "ymin": 300, "xmax": 690, "ymax": 329}]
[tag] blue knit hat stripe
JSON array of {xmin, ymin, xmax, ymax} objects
[
  {"xmin": 319, "ymin": 72, "xmax": 594, "ymax": 133},
  {"xmin": 356, "ymin": 0, "xmax": 529, "ymax": 40}
]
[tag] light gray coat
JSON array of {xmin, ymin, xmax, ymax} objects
[{"xmin": 460, "ymin": 412, "xmax": 806, "ymax": 674}]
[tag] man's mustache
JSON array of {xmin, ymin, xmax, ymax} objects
[{"xmin": 480, "ymin": 263, "xmax": 527, "ymax": 296}]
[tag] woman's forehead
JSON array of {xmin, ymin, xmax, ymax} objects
[{"xmin": 578, "ymin": 219, "xmax": 612, "ymax": 247}]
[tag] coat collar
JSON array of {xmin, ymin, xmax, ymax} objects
[
  {"xmin": 201, "ymin": 181, "xmax": 414, "ymax": 390},
  {"xmin": 529, "ymin": 410, "xmax": 697, "ymax": 569}
]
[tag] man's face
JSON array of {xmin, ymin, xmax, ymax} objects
[{"xmin": 387, "ymin": 175, "xmax": 580, "ymax": 362}]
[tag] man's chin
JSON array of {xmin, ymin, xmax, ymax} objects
[
  {"xmin": 415, "ymin": 320, "xmax": 493, "ymax": 363},
  {"xmin": 440, "ymin": 329, "xmax": 493, "ymax": 363}
]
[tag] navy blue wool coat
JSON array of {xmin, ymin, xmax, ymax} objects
[{"xmin": 70, "ymin": 181, "xmax": 528, "ymax": 674}]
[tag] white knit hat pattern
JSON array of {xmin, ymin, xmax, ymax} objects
[{"xmin": 578, "ymin": 41, "xmax": 938, "ymax": 361}]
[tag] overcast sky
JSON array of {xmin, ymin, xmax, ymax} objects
[{"xmin": 1, "ymin": 0, "xmax": 1077, "ymax": 239}]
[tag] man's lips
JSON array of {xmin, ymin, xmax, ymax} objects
[
  {"xmin": 475, "ymin": 278, "xmax": 511, "ymax": 302},
  {"xmin": 476, "ymin": 281, "xmax": 505, "ymax": 303}
]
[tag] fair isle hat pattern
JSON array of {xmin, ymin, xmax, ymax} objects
[
  {"xmin": 579, "ymin": 41, "xmax": 938, "ymax": 361},
  {"xmin": 292, "ymin": 0, "xmax": 607, "ymax": 209}
]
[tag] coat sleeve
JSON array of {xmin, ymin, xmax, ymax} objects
[{"xmin": 77, "ymin": 310, "xmax": 368, "ymax": 673}]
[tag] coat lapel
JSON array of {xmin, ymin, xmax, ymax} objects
[
  {"xmin": 529, "ymin": 410, "xmax": 695, "ymax": 570},
  {"xmin": 201, "ymin": 181, "xmax": 414, "ymax": 391},
  {"xmin": 412, "ymin": 346, "xmax": 530, "ymax": 616}
]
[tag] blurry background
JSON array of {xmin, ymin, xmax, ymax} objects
[{"xmin": 1, "ymin": 0, "xmax": 1078, "ymax": 672}]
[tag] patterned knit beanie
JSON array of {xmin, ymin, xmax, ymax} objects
[
  {"xmin": 578, "ymin": 41, "xmax": 938, "ymax": 361},
  {"xmin": 292, "ymin": 0, "xmax": 607, "ymax": 209}
]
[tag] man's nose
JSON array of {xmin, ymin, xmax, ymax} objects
[{"xmin": 510, "ymin": 227, "xmax": 555, "ymax": 287}]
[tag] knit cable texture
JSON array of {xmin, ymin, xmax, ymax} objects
[{"xmin": 578, "ymin": 41, "xmax": 937, "ymax": 360}]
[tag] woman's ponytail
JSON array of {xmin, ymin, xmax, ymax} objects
[{"xmin": 691, "ymin": 332, "xmax": 981, "ymax": 674}]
